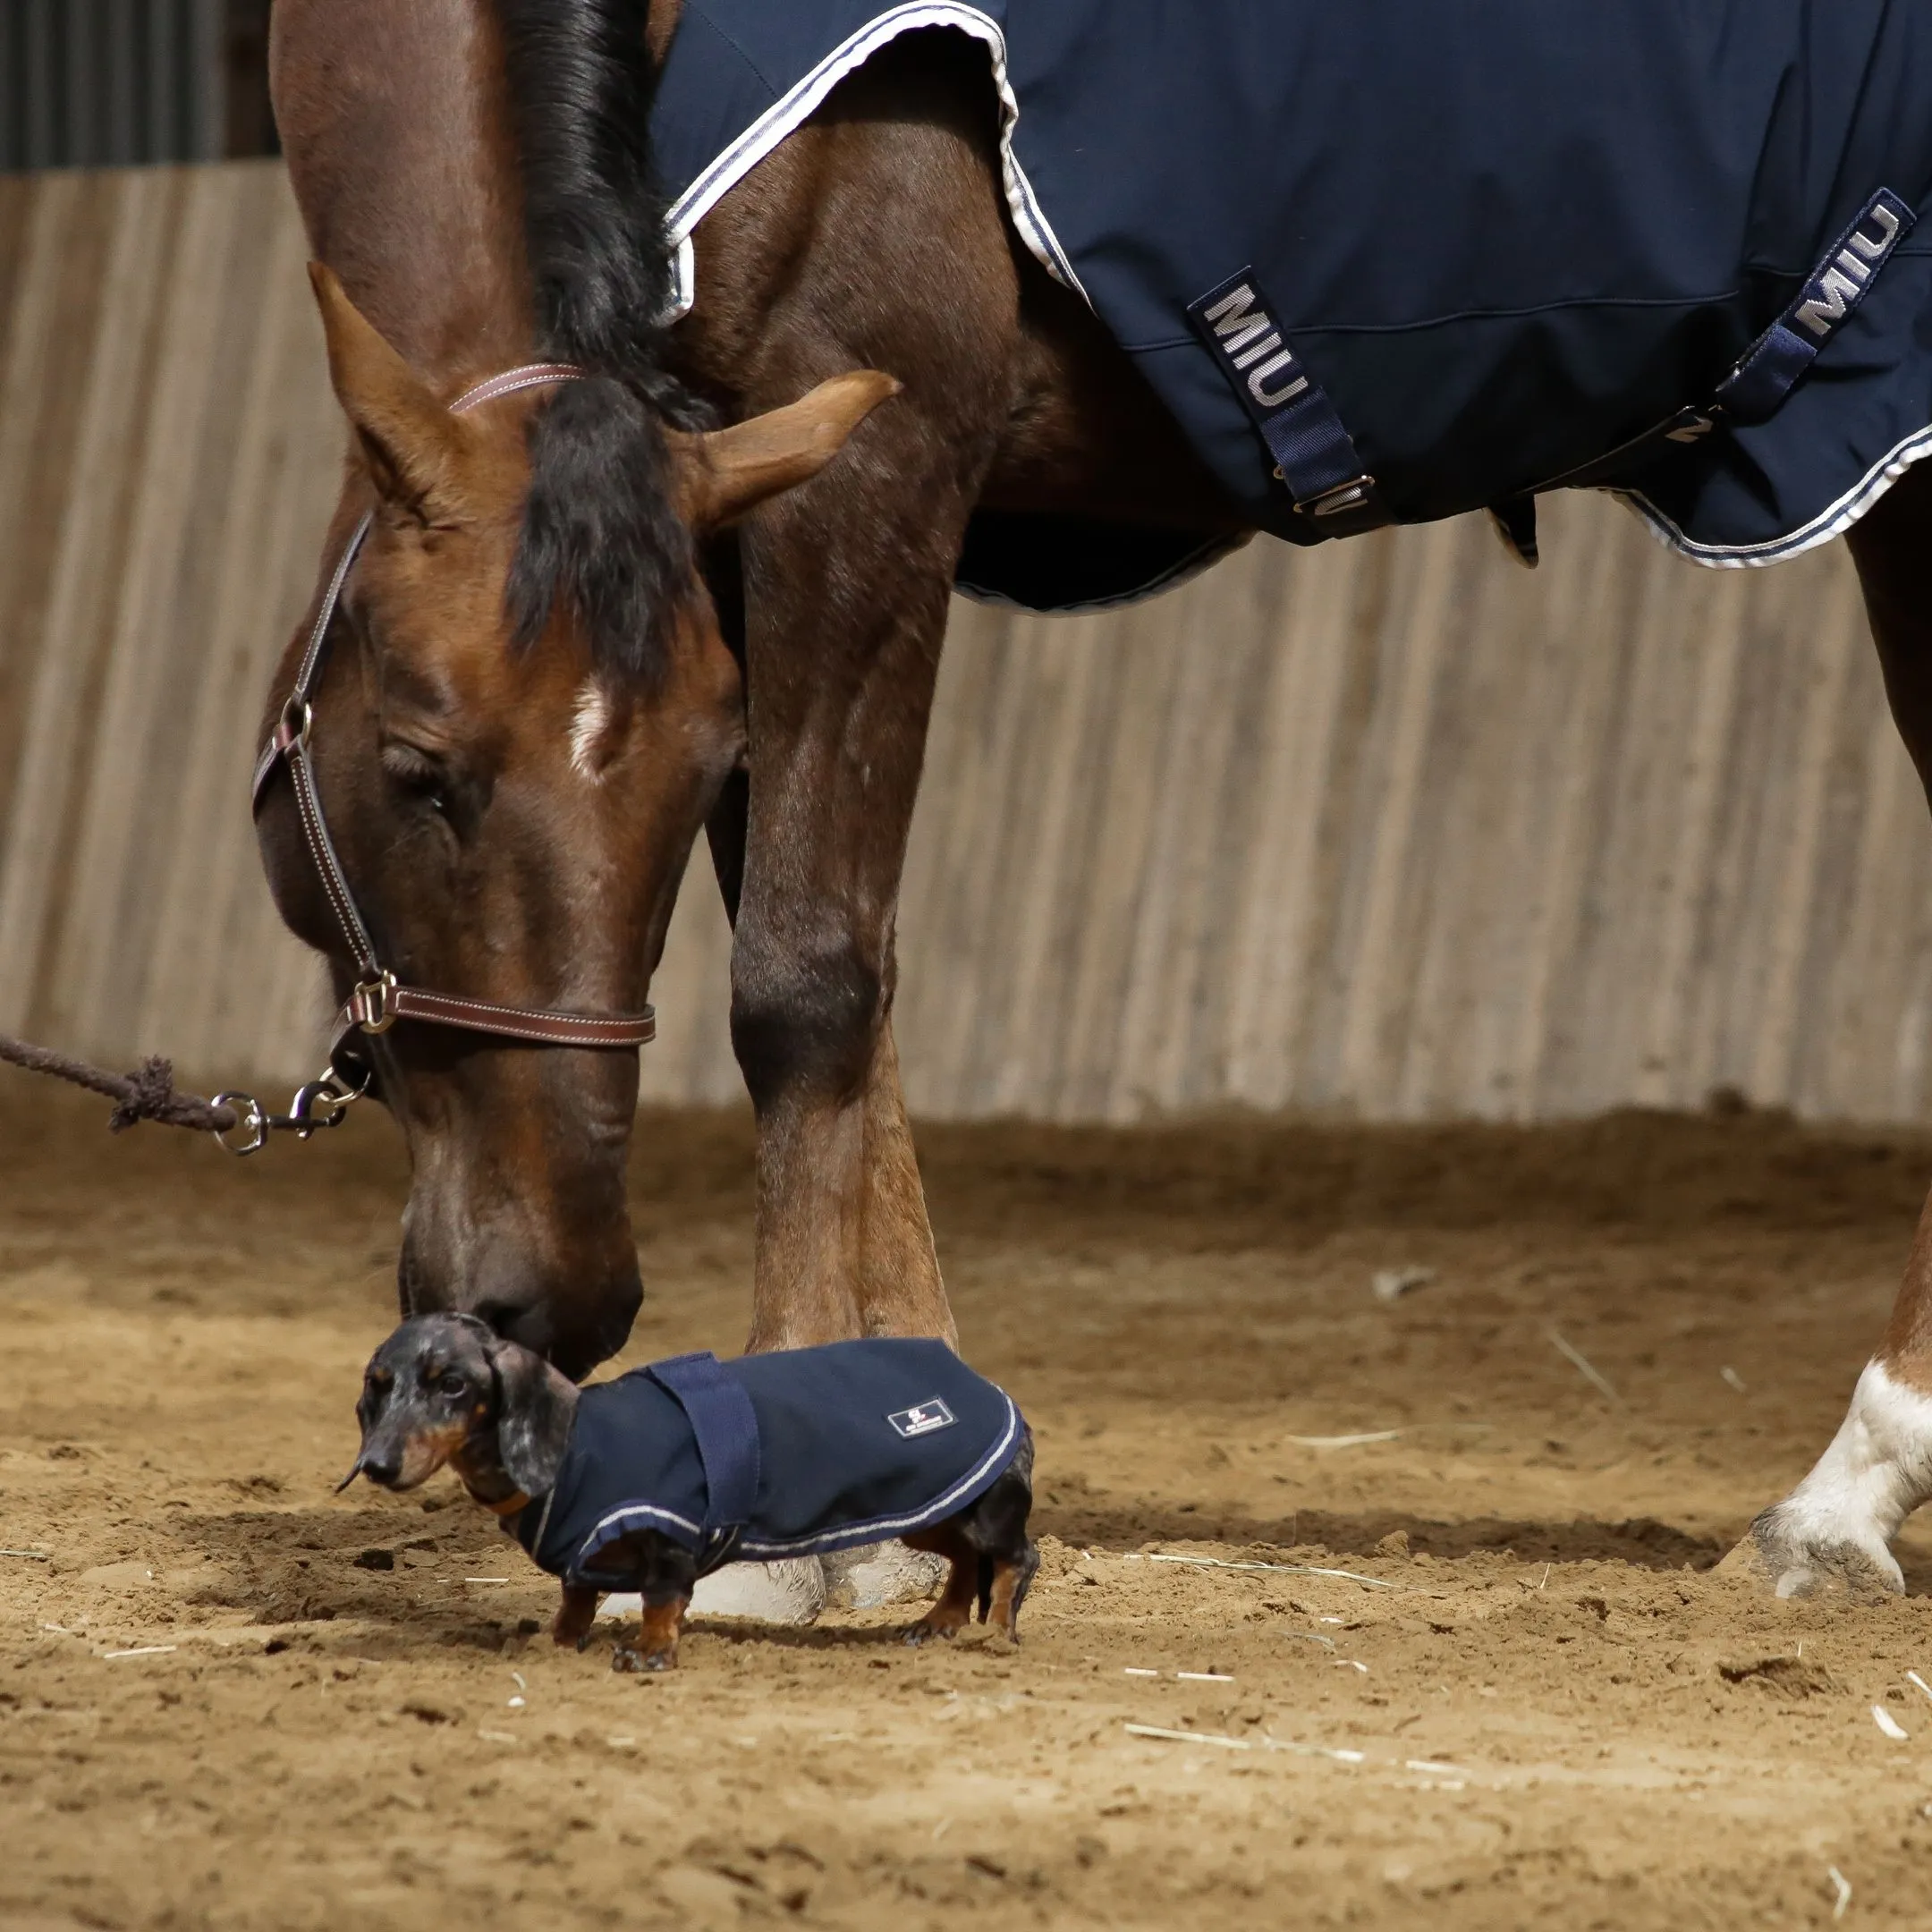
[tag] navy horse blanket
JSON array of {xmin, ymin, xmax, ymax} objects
[
  {"xmin": 512, "ymin": 1340, "xmax": 1025, "ymax": 1586},
  {"xmin": 651, "ymin": 1, "xmax": 1932, "ymax": 608}
]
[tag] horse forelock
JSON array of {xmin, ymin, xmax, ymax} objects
[{"xmin": 492, "ymin": 0, "xmax": 709, "ymax": 685}]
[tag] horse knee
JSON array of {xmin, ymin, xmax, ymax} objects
[{"xmin": 730, "ymin": 931, "xmax": 883, "ymax": 1106}]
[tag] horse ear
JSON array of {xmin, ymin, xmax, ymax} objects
[
  {"xmin": 678, "ymin": 370, "xmax": 901, "ymax": 530},
  {"xmin": 308, "ymin": 262, "xmax": 472, "ymax": 523}
]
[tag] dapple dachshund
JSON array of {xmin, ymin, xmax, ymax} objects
[{"xmin": 343, "ymin": 1314, "xmax": 1038, "ymax": 1669}]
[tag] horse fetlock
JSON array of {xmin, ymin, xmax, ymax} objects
[{"xmin": 1740, "ymin": 1360, "xmax": 1932, "ymax": 1597}]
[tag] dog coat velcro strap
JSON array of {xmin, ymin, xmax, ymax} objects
[
  {"xmin": 1187, "ymin": 268, "xmax": 1391, "ymax": 538},
  {"xmin": 1715, "ymin": 189, "xmax": 1917, "ymax": 427},
  {"xmin": 644, "ymin": 1352, "xmax": 761, "ymax": 1546}
]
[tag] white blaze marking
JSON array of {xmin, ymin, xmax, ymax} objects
[
  {"xmin": 569, "ymin": 682, "xmax": 612, "ymax": 779},
  {"xmin": 1761, "ymin": 1359, "xmax": 1932, "ymax": 1593}
]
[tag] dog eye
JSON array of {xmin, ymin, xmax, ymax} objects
[{"xmin": 438, "ymin": 1371, "xmax": 467, "ymax": 1397}]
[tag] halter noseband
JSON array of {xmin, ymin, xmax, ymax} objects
[{"xmin": 250, "ymin": 362, "xmax": 657, "ymax": 1103}]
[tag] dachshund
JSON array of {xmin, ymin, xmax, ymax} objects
[{"xmin": 343, "ymin": 1314, "xmax": 1038, "ymax": 1670}]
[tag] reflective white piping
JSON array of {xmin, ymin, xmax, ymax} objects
[
  {"xmin": 733, "ymin": 1395, "xmax": 1022, "ymax": 1558},
  {"xmin": 573, "ymin": 1499, "xmax": 705, "ymax": 1573},
  {"xmin": 664, "ymin": 3, "xmax": 1086, "ymax": 319},
  {"xmin": 1614, "ymin": 420, "xmax": 1932, "ymax": 568}
]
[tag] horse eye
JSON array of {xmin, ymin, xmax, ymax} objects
[{"xmin": 381, "ymin": 743, "xmax": 453, "ymax": 816}]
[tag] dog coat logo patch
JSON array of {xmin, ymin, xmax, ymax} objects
[{"xmin": 887, "ymin": 1398, "xmax": 956, "ymax": 1439}]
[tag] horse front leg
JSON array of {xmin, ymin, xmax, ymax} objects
[
  {"xmin": 1740, "ymin": 469, "xmax": 1932, "ymax": 1595},
  {"xmin": 699, "ymin": 616, "xmax": 950, "ymax": 1352},
  {"xmin": 729, "ymin": 469, "xmax": 970, "ymax": 1354}
]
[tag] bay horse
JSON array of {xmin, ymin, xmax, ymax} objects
[{"xmin": 260, "ymin": 0, "xmax": 1932, "ymax": 1599}]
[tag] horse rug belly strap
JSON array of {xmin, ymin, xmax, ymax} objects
[
  {"xmin": 512, "ymin": 1338, "xmax": 1026, "ymax": 1584},
  {"xmin": 650, "ymin": 0, "xmax": 1932, "ymax": 598}
]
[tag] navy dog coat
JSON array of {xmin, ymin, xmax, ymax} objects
[
  {"xmin": 511, "ymin": 1339, "xmax": 1025, "ymax": 1586},
  {"xmin": 650, "ymin": 0, "xmax": 1932, "ymax": 606}
]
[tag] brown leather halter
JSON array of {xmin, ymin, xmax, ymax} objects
[{"xmin": 238, "ymin": 363, "xmax": 657, "ymax": 1149}]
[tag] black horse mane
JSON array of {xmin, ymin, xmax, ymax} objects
[{"xmin": 493, "ymin": 0, "xmax": 707, "ymax": 682}]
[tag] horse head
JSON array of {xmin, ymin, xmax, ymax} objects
[{"xmin": 255, "ymin": 265, "xmax": 894, "ymax": 1377}]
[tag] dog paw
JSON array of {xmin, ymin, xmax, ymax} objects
[
  {"xmin": 902, "ymin": 1614, "xmax": 968, "ymax": 1647},
  {"xmin": 611, "ymin": 1644, "xmax": 677, "ymax": 1673}
]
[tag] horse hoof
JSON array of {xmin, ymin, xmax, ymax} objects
[
  {"xmin": 903, "ymin": 1620, "xmax": 956, "ymax": 1647},
  {"xmin": 825, "ymin": 1542, "xmax": 947, "ymax": 1610},
  {"xmin": 1722, "ymin": 1507, "xmax": 1903, "ymax": 1601},
  {"xmin": 612, "ymin": 1646, "xmax": 643, "ymax": 1673}
]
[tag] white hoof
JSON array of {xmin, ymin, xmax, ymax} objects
[
  {"xmin": 1738, "ymin": 1360, "xmax": 1932, "ymax": 1598},
  {"xmin": 822, "ymin": 1540, "xmax": 946, "ymax": 1609},
  {"xmin": 601, "ymin": 1557, "xmax": 829, "ymax": 1627}
]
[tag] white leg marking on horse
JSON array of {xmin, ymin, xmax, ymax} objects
[
  {"xmin": 569, "ymin": 682, "xmax": 612, "ymax": 780},
  {"xmin": 686, "ymin": 1556, "xmax": 828, "ymax": 1625},
  {"xmin": 596, "ymin": 1559, "xmax": 829, "ymax": 1628},
  {"xmin": 1757, "ymin": 1360, "xmax": 1932, "ymax": 1595}
]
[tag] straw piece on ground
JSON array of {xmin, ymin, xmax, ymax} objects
[
  {"xmin": 1827, "ymin": 1866, "xmax": 1852, "ymax": 1921},
  {"xmin": 1872, "ymin": 1703, "xmax": 1909, "ymax": 1740},
  {"xmin": 1287, "ymin": 1430, "xmax": 1402, "ymax": 1449},
  {"xmin": 1148, "ymin": 1552, "xmax": 1400, "ymax": 1590},
  {"xmin": 1125, "ymin": 1724, "xmax": 1251, "ymax": 1751},
  {"xmin": 1549, "ymin": 1327, "xmax": 1620, "ymax": 1403},
  {"xmin": 1905, "ymin": 1668, "xmax": 1932, "ymax": 1706},
  {"xmin": 1263, "ymin": 1733, "xmax": 1367, "ymax": 1764},
  {"xmin": 1, "ymin": 1547, "xmax": 49, "ymax": 1560},
  {"xmin": 1372, "ymin": 1267, "xmax": 1436, "ymax": 1302},
  {"xmin": 101, "ymin": 1645, "xmax": 175, "ymax": 1659}
]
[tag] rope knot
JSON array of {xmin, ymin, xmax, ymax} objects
[{"xmin": 107, "ymin": 1055, "xmax": 182, "ymax": 1132}]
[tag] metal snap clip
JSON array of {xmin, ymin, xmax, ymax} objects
[{"xmin": 210, "ymin": 1090, "xmax": 268, "ymax": 1157}]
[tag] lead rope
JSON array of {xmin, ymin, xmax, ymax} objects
[{"xmin": 0, "ymin": 1034, "xmax": 237, "ymax": 1136}]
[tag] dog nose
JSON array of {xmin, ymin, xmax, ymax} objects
[{"xmin": 360, "ymin": 1455, "xmax": 400, "ymax": 1487}]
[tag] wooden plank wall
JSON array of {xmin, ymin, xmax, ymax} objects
[{"xmin": 5, "ymin": 161, "xmax": 1931, "ymax": 1124}]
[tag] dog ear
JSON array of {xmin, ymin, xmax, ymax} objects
[{"xmin": 487, "ymin": 1340, "xmax": 576, "ymax": 1497}]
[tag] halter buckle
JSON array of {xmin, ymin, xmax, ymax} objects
[
  {"xmin": 278, "ymin": 697, "xmax": 313, "ymax": 750},
  {"xmin": 350, "ymin": 970, "xmax": 401, "ymax": 1034}
]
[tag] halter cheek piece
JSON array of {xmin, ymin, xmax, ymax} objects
[{"xmin": 230, "ymin": 363, "xmax": 657, "ymax": 1152}]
